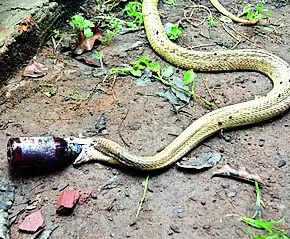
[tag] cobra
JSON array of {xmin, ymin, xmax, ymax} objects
[{"xmin": 77, "ymin": 0, "xmax": 290, "ymax": 170}]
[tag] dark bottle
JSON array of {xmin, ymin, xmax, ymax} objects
[{"xmin": 7, "ymin": 137, "xmax": 82, "ymax": 172}]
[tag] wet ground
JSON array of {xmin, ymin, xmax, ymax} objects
[{"xmin": 0, "ymin": 0, "xmax": 289, "ymax": 238}]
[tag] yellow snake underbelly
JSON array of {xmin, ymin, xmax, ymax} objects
[{"xmin": 88, "ymin": 0, "xmax": 290, "ymax": 170}]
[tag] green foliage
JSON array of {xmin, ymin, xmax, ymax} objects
[
  {"xmin": 253, "ymin": 182, "xmax": 265, "ymax": 219},
  {"xmin": 207, "ymin": 16, "xmax": 217, "ymax": 27},
  {"xmin": 53, "ymin": 30, "xmax": 61, "ymax": 38},
  {"xmin": 110, "ymin": 56, "xmax": 158, "ymax": 77},
  {"xmin": 124, "ymin": 1, "xmax": 144, "ymax": 27},
  {"xmin": 95, "ymin": 51, "xmax": 104, "ymax": 59},
  {"xmin": 166, "ymin": 0, "xmax": 176, "ymax": 5},
  {"xmin": 242, "ymin": 217, "xmax": 289, "ymax": 238},
  {"xmin": 242, "ymin": 218, "xmax": 284, "ymax": 234},
  {"xmin": 102, "ymin": 2, "xmax": 144, "ymax": 46},
  {"xmin": 167, "ymin": 25, "xmax": 184, "ymax": 40},
  {"xmin": 43, "ymin": 86, "xmax": 57, "ymax": 98},
  {"xmin": 243, "ymin": 5, "xmax": 272, "ymax": 22},
  {"xmin": 184, "ymin": 70, "xmax": 197, "ymax": 85},
  {"xmin": 109, "ymin": 56, "xmax": 214, "ymax": 106},
  {"xmin": 241, "ymin": 183, "xmax": 289, "ymax": 239},
  {"xmin": 102, "ymin": 30, "xmax": 115, "ymax": 45},
  {"xmin": 63, "ymin": 89, "xmax": 89, "ymax": 102},
  {"xmin": 70, "ymin": 15, "xmax": 94, "ymax": 39}
]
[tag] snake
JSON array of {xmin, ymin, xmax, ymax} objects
[{"xmin": 76, "ymin": 0, "xmax": 290, "ymax": 170}]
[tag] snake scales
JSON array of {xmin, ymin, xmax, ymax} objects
[{"xmin": 80, "ymin": 0, "xmax": 290, "ymax": 170}]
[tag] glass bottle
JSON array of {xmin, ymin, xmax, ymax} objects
[{"xmin": 7, "ymin": 136, "xmax": 82, "ymax": 172}]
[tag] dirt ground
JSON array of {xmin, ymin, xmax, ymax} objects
[{"xmin": 0, "ymin": 0, "xmax": 289, "ymax": 238}]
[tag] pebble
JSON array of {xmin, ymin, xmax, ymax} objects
[
  {"xmin": 202, "ymin": 225, "xmax": 211, "ymax": 230},
  {"xmin": 258, "ymin": 139, "xmax": 265, "ymax": 147},
  {"xmin": 169, "ymin": 224, "xmax": 181, "ymax": 233},
  {"xmin": 277, "ymin": 160, "xmax": 286, "ymax": 168}
]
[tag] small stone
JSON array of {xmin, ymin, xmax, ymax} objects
[
  {"xmin": 203, "ymin": 225, "xmax": 211, "ymax": 230},
  {"xmin": 223, "ymin": 134, "xmax": 232, "ymax": 142},
  {"xmin": 200, "ymin": 200, "xmax": 206, "ymax": 206},
  {"xmin": 91, "ymin": 190, "xmax": 98, "ymax": 199},
  {"xmin": 228, "ymin": 191, "xmax": 237, "ymax": 198},
  {"xmin": 258, "ymin": 139, "xmax": 265, "ymax": 147},
  {"xmin": 19, "ymin": 210, "xmax": 44, "ymax": 233},
  {"xmin": 170, "ymin": 224, "xmax": 181, "ymax": 233},
  {"xmin": 277, "ymin": 160, "xmax": 286, "ymax": 168}
]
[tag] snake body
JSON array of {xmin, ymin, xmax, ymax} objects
[{"xmin": 89, "ymin": 0, "xmax": 290, "ymax": 170}]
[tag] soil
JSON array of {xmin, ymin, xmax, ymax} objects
[{"xmin": 0, "ymin": 0, "xmax": 289, "ymax": 238}]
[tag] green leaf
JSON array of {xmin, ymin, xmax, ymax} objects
[
  {"xmin": 256, "ymin": 5, "xmax": 265, "ymax": 14},
  {"xmin": 43, "ymin": 87, "xmax": 57, "ymax": 98},
  {"xmin": 72, "ymin": 15, "xmax": 84, "ymax": 25},
  {"xmin": 134, "ymin": 56, "xmax": 151, "ymax": 70},
  {"xmin": 95, "ymin": 51, "xmax": 103, "ymax": 59},
  {"xmin": 84, "ymin": 19, "xmax": 94, "ymax": 28},
  {"xmin": 184, "ymin": 70, "xmax": 197, "ymax": 85},
  {"xmin": 148, "ymin": 61, "xmax": 161, "ymax": 74},
  {"xmin": 166, "ymin": 0, "xmax": 176, "ymax": 5},
  {"xmin": 207, "ymin": 16, "xmax": 217, "ymax": 27},
  {"xmin": 130, "ymin": 68, "xmax": 142, "ymax": 77},
  {"xmin": 171, "ymin": 76, "xmax": 191, "ymax": 103},
  {"xmin": 241, "ymin": 217, "xmax": 284, "ymax": 233},
  {"xmin": 84, "ymin": 28, "xmax": 93, "ymax": 39},
  {"xmin": 253, "ymin": 233, "xmax": 290, "ymax": 239},
  {"xmin": 247, "ymin": 12, "xmax": 255, "ymax": 21}
]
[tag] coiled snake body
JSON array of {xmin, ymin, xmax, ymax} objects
[{"xmin": 82, "ymin": 0, "xmax": 290, "ymax": 170}]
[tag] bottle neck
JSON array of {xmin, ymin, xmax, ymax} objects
[{"xmin": 64, "ymin": 143, "xmax": 82, "ymax": 163}]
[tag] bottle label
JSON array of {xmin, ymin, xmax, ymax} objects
[{"xmin": 19, "ymin": 137, "xmax": 56, "ymax": 166}]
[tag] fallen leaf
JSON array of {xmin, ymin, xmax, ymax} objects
[
  {"xmin": 17, "ymin": 16, "xmax": 36, "ymax": 32},
  {"xmin": 170, "ymin": 76, "xmax": 191, "ymax": 103},
  {"xmin": 73, "ymin": 29, "xmax": 102, "ymax": 55},
  {"xmin": 212, "ymin": 164, "xmax": 264, "ymax": 184},
  {"xmin": 177, "ymin": 151, "xmax": 222, "ymax": 169},
  {"xmin": 155, "ymin": 90, "xmax": 179, "ymax": 106},
  {"xmin": 135, "ymin": 68, "xmax": 153, "ymax": 86},
  {"xmin": 74, "ymin": 52, "xmax": 101, "ymax": 66},
  {"xmin": 23, "ymin": 61, "xmax": 48, "ymax": 78}
]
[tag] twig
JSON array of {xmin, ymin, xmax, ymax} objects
[
  {"xmin": 182, "ymin": 5, "xmax": 213, "ymax": 27},
  {"xmin": 230, "ymin": 40, "xmax": 241, "ymax": 50},
  {"xmin": 225, "ymin": 24, "xmax": 263, "ymax": 49},
  {"xmin": 136, "ymin": 175, "xmax": 149, "ymax": 220},
  {"xmin": 201, "ymin": 77, "xmax": 220, "ymax": 108},
  {"xmin": 118, "ymin": 108, "xmax": 131, "ymax": 148},
  {"xmin": 111, "ymin": 75, "xmax": 118, "ymax": 102},
  {"xmin": 221, "ymin": 23, "xmax": 241, "ymax": 42}
]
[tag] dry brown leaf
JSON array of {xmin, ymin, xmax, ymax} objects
[
  {"xmin": 23, "ymin": 61, "xmax": 48, "ymax": 78},
  {"xmin": 212, "ymin": 164, "xmax": 264, "ymax": 184}
]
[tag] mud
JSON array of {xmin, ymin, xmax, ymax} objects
[{"xmin": 0, "ymin": 0, "xmax": 289, "ymax": 238}]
